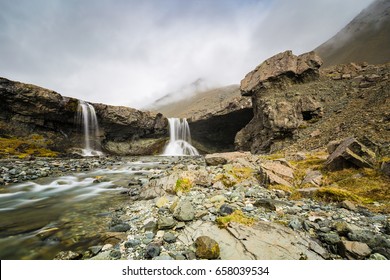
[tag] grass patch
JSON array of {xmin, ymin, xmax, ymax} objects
[
  {"xmin": 216, "ymin": 210, "xmax": 255, "ymax": 228},
  {"xmin": 214, "ymin": 166, "xmax": 255, "ymax": 188},
  {"xmin": 0, "ymin": 134, "xmax": 58, "ymax": 158},
  {"xmin": 174, "ymin": 178, "xmax": 193, "ymax": 194},
  {"xmin": 314, "ymin": 187, "xmax": 364, "ymax": 203}
]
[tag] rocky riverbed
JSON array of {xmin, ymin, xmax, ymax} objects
[{"xmin": 2, "ymin": 151, "xmax": 387, "ymax": 260}]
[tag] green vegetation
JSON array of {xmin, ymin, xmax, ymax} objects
[
  {"xmin": 0, "ymin": 134, "xmax": 58, "ymax": 158},
  {"xmin": 214, "ymin": 166, "xmax": 255, "ymax": 188},
  {"xmin": 174, "ymin": 178, "xmax": 193, "ymax": 194},
  {"xmin": 216, "ymin": 210, "xmax": 255, "ymax": 228}
]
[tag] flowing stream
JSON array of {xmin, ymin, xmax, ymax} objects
[{"xmin": 0, "ymin": 157, "xmax": 171, "ymax": 259}]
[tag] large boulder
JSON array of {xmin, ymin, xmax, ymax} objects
[
  {"xmin": 325, "ymin": 137, "xmax": 377, "ymax": 171},
  {"xmin": 235, "ymin": 51, "xmax": 323, "ymax": 153}
]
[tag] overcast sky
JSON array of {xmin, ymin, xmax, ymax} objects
[{"xmin": 0, "ymin": 0, "xmax": 374, "ymax": 109}]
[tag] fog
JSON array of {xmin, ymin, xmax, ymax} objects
[{"xmin": 0, "ymin": 0, "xmax": 374, "ymax": 108}]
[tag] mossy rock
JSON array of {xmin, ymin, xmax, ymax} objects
[
  {"xmin": 195, "ymin": 236, "xmax": 220, "ymax": 260},
  {"xmin": 216, "ymin": 210, "xmax": 255, "ymax": 228}
]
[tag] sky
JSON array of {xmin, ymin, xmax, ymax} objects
[{"xmin": 0, "ymin": 0, "xmax": 374, "ymax": 109}]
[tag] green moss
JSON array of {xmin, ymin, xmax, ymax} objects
[
  {"xmin": 174, "ymin": 178, "xmax": 192, "ymax": 194},
  {"xmin": 314, "ymin": 187, "xmax": 363, "ymax": 203},
  {"xmin": 216, "ymin": 210, "xmax": 255, "ymax": 228},
  {"xmin": 0, "ymin": 135, "xmax": 58, "ymax": 158}
]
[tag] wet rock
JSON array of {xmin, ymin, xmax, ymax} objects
[
  {"xmin": 173, "ymin": 200, "xmax": 195, "ymax": 222},
  {"xmin": 144, "ymin": 243, "xmax": 161, "ymax": 259},
  {"xmin": 195, "ymin": 236, "xmax": 220, "ymax": 260},
  {"xmin": 157, "ymin": 216, "xmax": 177, "ymax": 230},
  {"xmin": 53, "ymin": 251, "xmax": 82, "ymax": 260},
  {"xmin": 325, "ymin": 137, "xmax": 377, "ymax": 171},
  {"xmin": 338, "ymin": 240, "xmax": 372, "ymax": 259},
  {"xmin": 219, "ymin": 204, "xmax": 235, "ymax": 216},
  {"xmin": 109, "ymin": 223, "xmax": 130, "ymax": 232}
]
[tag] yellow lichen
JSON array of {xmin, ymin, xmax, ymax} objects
[
  {"xmin": 0, "ymin": 135, "xmax": 58, "ymax": 158},
  {"xmin": 174, "ymin": 178, "xmax": 192, "ymax": 194},
  {"xmin": 216, "ymin": 210, "xmax": 255, "ymax": 228}
]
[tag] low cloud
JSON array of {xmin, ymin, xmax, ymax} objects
[{"xmin": 0, "ymin": 0, "xmax": 374, "ymax": 108}]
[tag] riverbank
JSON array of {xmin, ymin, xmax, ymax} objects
[{"xmin": 1, "ymin": 152, "xmax": 389, "ymax": 260}]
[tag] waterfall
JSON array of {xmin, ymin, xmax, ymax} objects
[
  {"xmin": 163, "ymin": 118, "xmax": 199, "ymax": 156},
  {"xmin": 77, "ymin": 100, "xmax": 103, "ymax": 156}
]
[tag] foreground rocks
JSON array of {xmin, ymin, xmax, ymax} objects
[{"xmin": 43, "ymin": 152, "xmax": 390, "ymax": 261}]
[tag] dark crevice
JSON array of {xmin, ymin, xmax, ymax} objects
[{"xmin": 189, "ymin": 108, "xmax": 254, "ymax": 153}]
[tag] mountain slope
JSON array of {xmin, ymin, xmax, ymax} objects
[{"xmin": 315, "ymin": 0, "xmax": 390, "ymax": 66}]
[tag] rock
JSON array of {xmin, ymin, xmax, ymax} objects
[
  {"xmin": 320, "ymin": 232, "xmax": 341, "ymax": 245},
  {"xmin": 0, "ymin": 77, "xmax": 168, "ymax": 156},
  {"xmin": 325, "ymin": 137, "xmax": 377, "ymax": 171},
  {"xmin": 368, "ymin": 253, "xmax": 387, "ymax": 260},
  {"xmin": 235, "ymin": 51, "xmax": 323, "ymax": 153},
  {"xmin": 53, "ymin": 251, "xmax": 82, "ymax": 260},
  {"xmin": 339, "ymin": 200, "xmax": 357, "ymax": 211},
  {"xmin": 259, "ymin": 161, "xmax": 294, "ymax": 187},
  {"xmin": 253, "ymin": 199, "xmax": 277, "ymax": 211},
  {"xmin": 240, "ymin": 50, "xmax": 322, "ymax": 96},
  {"xmin": 296, "ymin": 187, "xmax": 319, "ymax": 198},
  {"xmin": 109, "ymin": 250, "xmax": 122, "ymax": 259},
  {"xmin": 124, "ymin": 239, "xmax": 141, "ymax": 248},
  {"xmin": 163, "ymin": 232, "xmax": 176, "ymax": 243},
  {"xmin": 219, "ymin": 204, "xmax": 235, "ymax": 216},
  {"xmin": 301, "ymin": 170, "xmax": 322, "ymax": 187},
  {"xmin": 144, "ymin": 243, "xmax": 161, "ymax": 259},
  {"xmin": 195, "ymin": 236, "xmax": 220, "ymax": 260},
  {"xmin": 88, "ymin": 246, "xmax": 103, "ymax": 256},
  {"xmin": 205, "ymin": 155, "xmax": 228, "ymax": 166},
  {"xmin": 157, "ymin": 216, "xmax": 177, "ymax": 230},
  {"xmin": 338, "ymin": 241, "xmax": 372, "ymax": 259},
  {"xmin": 109, "ymin": 223, "xmax": 130, "ymax": 232},
  {"xmin": 289, "ymin": 217, "xmax": 302, "ymax": 231},
  {"xmin": 173, "ymin": 199, "xmax": 195, "ymax": 222},
  {"xmin": 178, "ymin": 220, "xmax": 325, "ymax": 260},
  {"xmin": 143, "ymin": 221, "xmax": 157, "ymax": 232}
]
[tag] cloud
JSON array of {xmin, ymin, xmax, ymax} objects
[{"xmin": 0, "ymin": 0, "xmax": 374, "ymax": 108}]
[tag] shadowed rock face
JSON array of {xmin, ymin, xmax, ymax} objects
[
  {"xmin": 235, "ymin": 51, "xmax": 323, "ymax": 153},
  {"xmin": 0, "ymin": 77, "xmax": 168, "ymax": 155}
]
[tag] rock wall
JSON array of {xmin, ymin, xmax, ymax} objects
[
  {"xmin": 235, "ymin": 50, "xmax": 323, "ymax": 153},
  {"xmin": 0, "ymin": 77, "xmax": 168, "ymax": 156}
]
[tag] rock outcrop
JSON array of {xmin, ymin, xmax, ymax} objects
[
  {"xmin": 0, "ymin": 77, "xmax": 168, "ymax": 156},
  {"xmin": 235, "ymin": 51, "xmax": 323, "ymax": 153}
]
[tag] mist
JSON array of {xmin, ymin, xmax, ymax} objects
[{"xmin": 0, "ymin": 0, "xmax": 374, "ymax": 109}]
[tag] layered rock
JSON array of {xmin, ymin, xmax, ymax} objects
[
  {"xmin": 0, "ymin": 77, "xmax": 168, "ymax": 156},
  {"xmin": 235, "ymin": 51, "xmax": 323, "ymax": 153}
]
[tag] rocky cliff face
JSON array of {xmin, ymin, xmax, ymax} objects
[
  {"xmin": 235, "ymin": 51, "xmax": 323, "ymax": 153},
  {"xmin": 0, "ymin": 77, "xmax": 168, "ymax": 156}
]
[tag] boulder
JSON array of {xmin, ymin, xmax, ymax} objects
[
  {"xmin": 259, "ymin": 160, "xmax": 294, "ymax": 187},
  {"xmin": 325, "ymin": 137, "xmax": 377, "ymax": 171},
  {"xmin": 235, "ymin": 51, "xmax": 323, "ymax": 153},
  {"xmin": 338, "ymin": 241, "xmax": 372, "ymax": 260},
  {"xmin": 195, "ymin": 236, "xmax": 220, "ymax": 259},
  {"xmin": 205, "ymin": 155, "xmax": 228, "ymax": 166},
  {"xmin": 173, "ymin": 199, "xmax": 195, "ymax": 222},
  {"xmin": 241, "ymin": 50, "xmax": 322, "ymax": 96}
]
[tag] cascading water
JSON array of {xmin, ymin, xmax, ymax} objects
[
  {"xmin": 77, "ymin": 100, "xmax": 103, "ymax": 156},
  {"xmin": 163, "ymin": 118, "xmax": 199, "ymax": 156}
]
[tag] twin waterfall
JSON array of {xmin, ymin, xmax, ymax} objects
[
  {"xmin": 77, "ymin": 101, "xmax": 197, "ymax": 157},
  {"xmin": 77, "ymin": 101, "xmax": 102, "ymax": 156},
  {"xmin": 163, "ymin": 118, "xmax": 199, "ymax": 156}
]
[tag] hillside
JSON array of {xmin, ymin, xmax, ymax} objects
[{"xmin": 315, "ymin": 0, "xmax": 390, "ymax": 66}]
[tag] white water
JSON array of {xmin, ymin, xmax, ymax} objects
[
  {"xmin": 163, "ymin": 118, "xmax": 199, "ymax": 156},
  {"xmin": 77, "ymin": 101, "xmax": 103, "ymax": 156}
]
